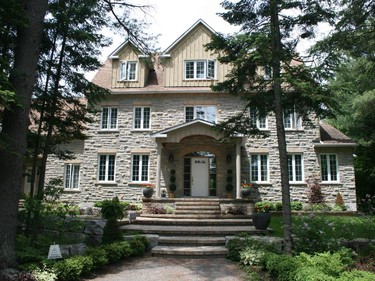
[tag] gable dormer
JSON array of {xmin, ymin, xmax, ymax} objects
[
  {"xmin": 109, "ymin": 40, "xmax": 151, "ymax": 88},
  {"xmin": 161, "ymin": 19, "xmax": 231, "ymax": 88}
]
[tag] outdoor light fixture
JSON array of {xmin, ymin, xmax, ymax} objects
[
  {"xmin": 169, "ymin": 154, "xmax": 174, "ymax": 163},
  {"xmin": 226, "ymin": 154, "xmax": 232, "ymax": 163}
]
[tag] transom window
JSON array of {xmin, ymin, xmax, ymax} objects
[
  {"xmin": 64, "ymin": 164, "xmax": 80, "ymax": 189},
  {"xmin": 320, "ymin": 154, "xmax": 339, "ymax": 182},
  {"xmin": 120, "ymin": 61, "xmax": 137, "ymax": 81},
  {"xmin": 250, "ymin": 154, "xmax": 269, "ymax": 182},
  {"xmin": 287, "ymin": 154, "xmax": 303, "ymax": 182},
  {"xmin": 101, "ymin": 107, "xmax": 118, "ymax": 130},
  {"xmin": 132, "ymin": 154, "xmax": 149, "ymax": 182},
  {"xmin": 249, "ymin": 107, "xmax": 267, "ymax": 129},
  {"xmin": 184, "ymin": 60, "xmax": 215, "ymax": 80},
  {"xmin": 283, "ymin": 110, "xmax": 302, "ymax": 130},
  {"xmin": 133, "ymin": 107, "xmax": 150, "ymax": 129},
  {"xmin": 98, "ymin": 154, "xmax": 115, "ymax": 182},
  {"xmin": 185, "ymin": 106, "xmax": 217, "ymax": 123}
]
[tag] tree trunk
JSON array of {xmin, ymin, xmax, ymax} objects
[
  {"xmin": 270, "ymin": 0, "xmax": 293, "ymax": 254},
  {"xmin": 0, "ymin": 0, "xmax": 47, "ymax": 269}
]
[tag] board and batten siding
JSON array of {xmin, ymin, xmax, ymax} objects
[
  {"xmin": 163, "ymin": 26, "xmax": 231, "ymax": 87},
  {"xmin": 111, "ymin": 44, "xmax": 149, "ymax": 88}
]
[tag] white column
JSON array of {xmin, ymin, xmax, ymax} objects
[
  {"xmin": 236, "ymin": 142, "xmax": 241, "ymax": 199},
  {"xmin": 155, "ymin": 142, "xmax": 162, "ymax": 198}
]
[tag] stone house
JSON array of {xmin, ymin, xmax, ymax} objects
[{"xmin": 42, "ymin": 19, "xmax": 357, "ymax": 210}]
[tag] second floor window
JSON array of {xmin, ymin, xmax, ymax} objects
[
  {"xmin": 64, "ymin": 164, "xmax": 80, "ymax": 189},
  {"xmin": 185, "ymin": 106, "xmax": 217, "ymax": 123},
  {"xmin": 249, "ymin": 108, "xmax": 267, "ymax": 129},
  {"xmin": 288, "ymin": 154, "xmax": 303, "ymax": 182},
  {"xmin": 184, "ymin": 60, "xmax": 215, "ymax": 79},
  {"xmin": 134, "ymin": 107, "xmax": 150, "ymax": 129},
  {"xmin": 283, "ymin": 110, "xmax": 302, "ymax": 130},
  {"xmin": 250, "ymin": 154, "xmax": 269, "ymax": 182},
  {"xmin": 98, "ymin": 154, "xmax": 115, "ymax": 182},
  {"xmin": 101, "ymin": 107, "xmax": 118, "ymax": 130},
  {"xmin": 120, "ymin": 61, "xmax": 137, "ymax": 81}
]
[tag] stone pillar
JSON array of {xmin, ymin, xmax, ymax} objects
[
  {"xmin": 156, "ymin": 142, "xmax": 162, "ymax": 198},
  {"xmin": 236, "ymin": 142, "xmax": 241, "ymax": 199}
]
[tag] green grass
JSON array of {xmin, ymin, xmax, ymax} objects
[{"xmin": 268, "ymin": 214, "xmax": 375, "ymax": 239}]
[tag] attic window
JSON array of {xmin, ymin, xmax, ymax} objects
[
  {"xmin": 120, "ymin": 61, "xmax": 137, "ymax": 81},
  {"xmin": 184, "ymin": 60, "xmax": 216, "ymax": 80}
]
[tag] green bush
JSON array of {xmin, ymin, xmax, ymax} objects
[
  {"xmin": 291, "ymin": 201, "xmax": 303, "ymax": 211},
  {"xmin": 85, "ymin": 247, "xmax": 109, "ymax": 269},
  {"xmin": 101, "ymin": 242, "xmax": 124, "ymax": 263},
  {"xmin": 129, "ymin": 236, "xmax": 148, "ymax": 256},
  {"xmin": 338, "ymin": 270, "xmax": 375, "ymax": 281},
  {"xmin": 53, "ymin": 255, "xmax": 93, "ymax": 281},
  {"xmin": 102, "ymin": 218, "xmax": 123, "ymax": 244},
  {"xmin": 94, "ymin": 197, "xmax": 127, "ymax": 220},
  {"xmin": 264, "ymin": 253, "xmax": 299, "ymax": 281},
  {"xmin": 32, "ymin": 267, "xmax": 57, "ymax": 281}
]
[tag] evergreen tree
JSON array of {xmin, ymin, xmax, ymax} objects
[{"xmin": 206, "ymin": 0, "xmax": 335, "ymax": 253}]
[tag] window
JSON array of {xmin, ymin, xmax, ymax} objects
[
  {"xmin": 249, "ymin": 108, "xmax": 267, "ymax": 129},
  {"xmin": 132, "ymin": 155, "xmax": 149, "ymax": 182},
  {"xmin": 133, "ymin": 107, "xmax": 150, "ymax": 129},
  {"xmin": 287, "ymin": 154, "xmax": 303, "ymax": 182},
  {"xmin": 64, "ymin": 164, "xmax": 80, "ymax": 189},
  {"xmin": 263, "ymin": 65, "xmax": 273, "ymax": 80},
  {"xmin": 185, "ymin": 106, "xmax": 217, "ymax": 123},
  {"xmin": 184, "ymin": 60, "xmax": 216, "ymax": 79},
  {"xmin": 98, "ymin": 155, "xmax": 115, "ymax": 182},
  {"xmin": 283, "ymin": 110, "xmax": 302, "ymax": 130},
  {"xmin": 320, "ymin": 154, "xmax": 339, "ymax": 182},
  {"xmin": 101, "ymin": 107, "xmax": 118, "ymax": 130},
  {"xmin": 250, "ymin": 154, "xmax": 269, "ymax": 182},
  {"xmin": 120, "ymin": 61, "xmax": 137, "ymax": 81}
]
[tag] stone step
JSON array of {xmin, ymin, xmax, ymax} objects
[
  {"xmin": 175, "ymin": 201, "xmax": 220, "ymax": 206},
  {"xmin": 133, "ymin": 217, "xmax": 254, "ymax": 226},
  {"xmin": 121, "ymin": 224, "xmax": 266, "ymax": 236},
  {"xmin": 175, "ymin": 209, "xmax": 221, "ymax": 215},
  {"xmin": 158, "ymin": 236, "xmax": 225, "ymax": 246},
  {"xmin": 175, "ymin": 205, "xmax": 220, "ymax": 210},
  {"xmin": 139, "ymin": 214, "xmax": 252, "ymax": 219},
  {"xmin": 151, "ymin": 245, "xmax": 228, "ymax": 257}
]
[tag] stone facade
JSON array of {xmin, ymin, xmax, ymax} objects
[{"xmin": 44, "ymin": 19, "xmax": 357, "ymax": 210}]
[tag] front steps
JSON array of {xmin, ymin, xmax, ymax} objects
[{"xmin": 121, "ymin": 198, "xmax": 266, "ymax": 257}]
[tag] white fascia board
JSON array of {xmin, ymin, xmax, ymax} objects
[{"xmin": 314, "ymin": 142, "xmax": 357, "ymax": 148}]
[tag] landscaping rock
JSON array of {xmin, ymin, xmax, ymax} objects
[
  {"xmin": 83, "ymin": 220, "xmax": 105, "ymax": 236},
  {"xmin": 60, "ymin": 243, "xmax": 88, "ymax": 257}
]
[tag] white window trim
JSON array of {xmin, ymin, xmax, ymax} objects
[
  {"xmin": 98, "ymin": 154, "xmax": 116, "ymax": 183},
  {"xmin": 283, "ymin": 110, "xmax": 302, "ymax": 130},
  {"xmin": 100, "ymin": 107, "xmax": 118, "ymax": 131},
  {"xmin": 131, "ymin": 154, "xmax": 150, "ymax": 183},
  {"xmin": 250, "ymin": 154, "xmax": 269, "ymax": 183},
  {"xmin": 64, "ymin": 163, "xmax": 80, "ymax": 190},
  {"xmin": 119, "ymin": 61, "xmax": 137, "ymax": 81},
  {"xmin": 288, "ymin": 154, "xmax": 304, "ymax": 183},
  {"xmin": 184, "ymin": 105, "xmax": 217, "ymax": 123},
  {"xmin": 184, "ymin": 59, "xmax": 216, "ymax": 80},
  {"xmin": 320, "ymin": 153, "xmax": 339, "ymax": 183},
  {"xmin": 249, "ymin": 108, "xmax": 268, "ymax": 130},
  {"xmin": 133, "ymin": 106, "xmax": 151, "ymax": 130}
]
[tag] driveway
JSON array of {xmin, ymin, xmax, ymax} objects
[{"xmin": 85, "ymin": 254, "xmax": 247, "ymax": 281}]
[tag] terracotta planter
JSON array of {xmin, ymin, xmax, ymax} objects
[
  {"xmin": 142, "ymin": 187, "xmax": 154, "ymax": 198},
  {"xmin": 252, "ymin": 212, "xmax": 271, "ymax": 230}
]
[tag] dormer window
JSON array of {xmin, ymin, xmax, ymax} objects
[
  {"xmin": 184, "ymin": 60, "xmax": 216, "ymax": 80},
  {"xmin": 120, "ymin": 61, "xmax": 137, "ymax": 81}
]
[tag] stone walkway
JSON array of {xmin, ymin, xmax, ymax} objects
[{"xmin": 85, "ymin": 254, "xmax": 247, "ymax": 281}]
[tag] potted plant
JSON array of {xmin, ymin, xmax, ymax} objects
[
  {"xmin": 252, "ymin": 201, "xmax": 272, "ymax": 230},
  {"xmin": 168, "ymin": 169, "xmax": 176, "ymax": 198},
  {"xmin": 240, "ymin": 182, "xmax": 254, "ymax": 197},
  {"xmin": 225, "ymin": 169, "xmax": 234, "ymax": 198},
  {"xmin": 142, "ymin": 183, "xmax": 155, "ymax": 198}
]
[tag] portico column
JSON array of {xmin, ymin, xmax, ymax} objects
[
  {"xmin": 156, "ymin": 142, "xmax": 162, "ymax": 198},
  {"xmin": 236, "ymin": 142, "xmax": 241, "ymax": 199}
]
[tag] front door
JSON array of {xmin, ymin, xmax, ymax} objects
[{"xmin": 191, "ymin": 157, "xmax": 209, "ymax": 196}]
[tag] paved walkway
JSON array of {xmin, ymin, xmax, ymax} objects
[{"xmin": 85, "ymin": 254, "xmax": 247, "ymax": 281}]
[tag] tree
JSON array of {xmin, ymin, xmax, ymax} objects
[
  {"xmin": 0, "ymin": 0, "xmax": 48, "ymax": 269},
  {"xmin": 206, "ymin": 0, "xmax": 335, "ymax": 254}
]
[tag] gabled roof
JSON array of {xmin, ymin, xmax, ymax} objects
[
  {"xmin": 314, "ymin": 122, "xmax": 356, "ymax": 147},
  {"xmin": 162, "ymin": 19, "xmax": 216, "ymax": 56},
  {"xmin": 151, "ymin": 119, "xmax": 243, "ymax": 139},
  {"xmin": 108, "ymin": 39, "xmax": 145, "ymax": 59}
]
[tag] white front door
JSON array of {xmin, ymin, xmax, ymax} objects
[{"xmin": 191, "ymin": 157, "xmax": 209, "ymax": 196}]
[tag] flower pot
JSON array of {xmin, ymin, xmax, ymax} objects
[
  {"xmin": 241, "ymin": 188, "xmax": 252, "ymax": 197},
  {"xmin": 252, "ymin": 212, "xmax": 271, "ymax": 230},
  {"xmin": 143, "ymin": 187, "xmax": 154, "ymax": 198}
]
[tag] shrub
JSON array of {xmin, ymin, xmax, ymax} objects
[
  {"xmin": 32, "ymin": 267, "xmax": 57, "ymax": 281},
  {"xmin": 129, "ymin": 236, "xmax": 148, "ymax": 256},
  {"xmin": 85, "ymin": 247, "xmax": 109, "ymax": 269},
  {"xmin": 307, "ymin": 177, "xmax": 325, "ymax": 204},
  {"xmin": 94, "ymin": 197, "xmax": 127, "ymax": 220},
  {"xmin": 274, "ymin": 202, "xmax": 283, "ymax": 211},
  {"xmin": 102, "ymin": 218, "xmax": 123, "ymax": 244},
  {"xmin": 291, "ymin": 201, "xmax": 303, "ymax": 211},
  {"xmin": 150, "ymin": 206, "xmax": 166, "ymax": 214},
  {"xmin": 338, "ymin": 270, "xmax": 375, "ymax": 280},
  {"xmin": 101, "ymin": 242, "xmax": 124, "ymax": 263},
  {"xmin": 53, "ymin": 255, "xmax": 93, "ymax": 281},
  {"xmin": 164, "ymin": 205, "xmax": 175, "ymax": 214},
  {"xmin": 226, "ymin": 206, "xmax": 247, "ymax": 215},
  {"xmin": 264, "ymin": 253, "xmax": 299, "ymax": 281}
]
